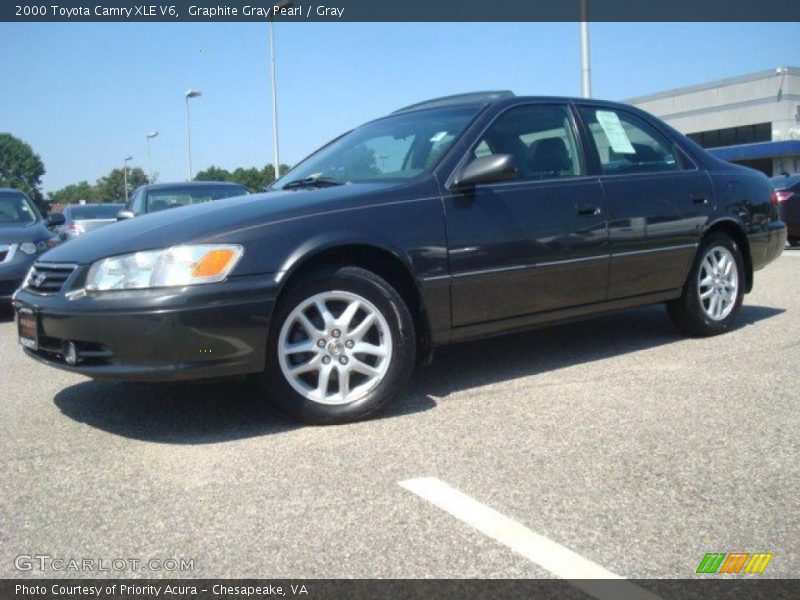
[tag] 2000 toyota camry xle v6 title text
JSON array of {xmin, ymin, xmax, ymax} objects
[{"xmin": 13, "ymin": 92, "xmax": 786, "ymax": 424}]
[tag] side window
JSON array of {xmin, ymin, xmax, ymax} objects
[
  {"xmin": 472, "ymin": 105, "xmax": 583, "ymax": 181},
  {"xmin": 580, "ymin": 107, "xmax": 681, "ymax": 175}
]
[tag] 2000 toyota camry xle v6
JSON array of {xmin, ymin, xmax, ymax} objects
[{"xmin": 13, "ymin": 92, "xmax": 786, "ymax": 424}]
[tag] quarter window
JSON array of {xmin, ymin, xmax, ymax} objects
[
  {"xmin": 580, "ymin": 107, "xmax": 681, "ymax": 175},
  {"xmin": 472, "ymin": 105, "xmax": 583, "ymax": 181}
]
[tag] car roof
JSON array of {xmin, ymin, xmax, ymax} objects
[
  {"xmin": 67, "ymin": 203, "xmax": 124, "ymax": 207},
  {"xmin": 392, "ymin": 91, "xmax": 515, "ymax": 114},
  {"xmin": 137, "ymin": 181, "xmax": 248, "ymax": 192},
  {"xmin": 0, "ymin": 187, "xmax": 27, "ymax": 194},
  {"xmin": 390, "ymin": 91, "xmax": 644, "ymax": 116}
]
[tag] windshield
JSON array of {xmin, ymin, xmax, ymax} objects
[
  {"xmin": 69, "ymin": 204, "xmax": 124, "ymax": 219},
  {"xmin": 273, "ymin": 106, "xmax": 480, "ymax": 189},
  {"xmin": 147, "ymin": 185, "xmax": 248, "ymax": 213},
  {"xmin": 0, "ymin": 192, "xmax": 38, "ymax": 225}
]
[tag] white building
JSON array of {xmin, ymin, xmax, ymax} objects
[{"xmin": 628, "ymin": 67, "xmax": 800, "ymax": 176}]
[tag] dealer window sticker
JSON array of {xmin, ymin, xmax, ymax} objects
[{"xmin": 595, "ymin": 110, "xmax": 636, "ymax": 154}]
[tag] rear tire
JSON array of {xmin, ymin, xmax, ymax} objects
[
  {"xmin": 789, "ymin": 237, "xmax": 800, "ymax": 248},
  {"xmin": 262, "ymin": 266, "xmax": 415, "ymax": 424},
  {"xmin": 667, "ymin": 231, "xmax": 745, "ymax": 337}
]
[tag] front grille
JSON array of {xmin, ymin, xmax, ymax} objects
[{"xmin": 25, "ymin": 262, "xmax": 77, "ymax": 294}]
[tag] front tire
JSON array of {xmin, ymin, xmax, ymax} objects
[
  {"xmin": 263, "ymin": 266, "xmax": 415, "ymax": 424},
  {"xmin": 667, "ymin": 232, "xmax": 745, "ymax": 337}
]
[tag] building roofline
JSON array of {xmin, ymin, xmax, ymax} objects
[{"xmin": 625, "ymin": 66, "xmax": 800, "ymax": 105}]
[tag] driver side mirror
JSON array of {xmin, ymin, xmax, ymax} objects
[
  {"xmin": 452, "ymin": 154, "xmax": 517, "ymax": 189},
  {"xmin": 116, "ymin": 210, "xmax": 135, "ymax": 221},
  {"xmin": 46, "ymin": 213, "xmax": 65, "ymax": 228}
]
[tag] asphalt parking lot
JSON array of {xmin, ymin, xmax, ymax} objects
[{"xmin": 0, "ymin": 251, "xmax": 798, "ymax": 581}]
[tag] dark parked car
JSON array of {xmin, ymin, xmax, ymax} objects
[
  {"xmin": 0, "ymin": 188, "xmax": 62, "ymax": 304},
  {"xmin": 13, "ymin": 93, "xmax": 786, "ymax": 423},
  {"xmin": 117, "ymin": 181, "xmax": 250, "ymax": 219},
  {"xmin": 58, "ymin": 203, "xmax": 125, "ymax": 241},
  {"xmin": 769, "ymin": 173, "xmax": 800, "ymax": 246}
]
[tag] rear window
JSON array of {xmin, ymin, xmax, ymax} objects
[
  {"xmin": 146, "ymin": 186, "xmax": 248, "ymax": 213},
  {"xmin": 0, "ymin": 192, "xmax": 37, "ymax": 224},
  {"xmin": 69, "ymin": 204, "xmax": 123, "ymax": 219},
  {"xmin": 580, "ymin": 107, "xmax": 681, "ymax": 175}
]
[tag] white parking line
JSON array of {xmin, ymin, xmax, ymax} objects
[{"xmin": 399, "ymin": 477, "xmax": 660, "ymax": 600}]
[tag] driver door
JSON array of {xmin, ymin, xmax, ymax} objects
[{"xmin": 444, "ymin": 103, "xmax": 609, "ymax": 326}]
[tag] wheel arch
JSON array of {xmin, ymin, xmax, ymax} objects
[
  {"xmin": 274, "ymin": 240, "xmax": 433, "ymax": 365},
  {"xmin": 703, "ymin": 218, "xmax": 753, "ymax": 293}
]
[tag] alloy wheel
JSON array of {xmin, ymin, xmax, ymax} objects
[
  {"xmin": 697, "ymin": 245, "xmax": 738, "ymax": 321},
  {"xmin": 277, "ymin": 291, "xmax": 393, "ymax": 405}
]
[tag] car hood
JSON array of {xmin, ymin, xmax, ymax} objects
[
  {"xmin": 41, "ymin": 182, "xmax": 398, "ymax": 265},
  {"xmin": 0, "ymin": 221, "xmax": 51, "ymax": 244}
]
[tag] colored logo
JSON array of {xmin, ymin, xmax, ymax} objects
[{"xmin": 696, "ymin": 552, "xmax": 773, "ymax": 574}]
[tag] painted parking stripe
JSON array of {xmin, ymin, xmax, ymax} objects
[{"xmin": 399, "ymin": 477, "xmax": 660, "ymax": 600}]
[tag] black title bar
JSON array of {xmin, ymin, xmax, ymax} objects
[
  {"xmin": 3, "ymin": 0, "xmax": 800, "ymax": 22},
  {"xmin": 3, "ymin": 579, "xmax": 800, "ymax": 600}
]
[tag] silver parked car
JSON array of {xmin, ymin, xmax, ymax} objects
[{"xmin": 58, "ymin": 203, "xmax": 124, "ymax": 241}]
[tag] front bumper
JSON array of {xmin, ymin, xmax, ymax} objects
[
  {"xmin": 749, "ymin": 220, "xmax": 787, "ymax": 272},
  {"xmin": 13, "ymin": 270, "xmax": 278, "ymax": 382}
]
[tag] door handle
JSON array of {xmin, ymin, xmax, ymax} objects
[
  {"xmin": 692, "ymin": 195, "xmax": 709, "ymax": 205},
  {"xmin": 576, "ymin": 204, "xmax": 601, "ymax": 217}
]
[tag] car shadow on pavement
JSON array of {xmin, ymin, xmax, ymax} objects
[
  {"xmin": 53, "ymin": 303, "xmax": 782, "ymax": 443},
  {"xmin": 54, "ymin": 378, "xmax": 300, "ymax": 443},
  {"xmin": 54, "ymin": 376, "xmax": 438, "ymax": 444},
  {"xmin": 404, "ymin": 303, "xmax": 785, "ymax": 401},
  {"xmin": 0, "ymin": 305, "xmax": 14, "ymax": 323}
]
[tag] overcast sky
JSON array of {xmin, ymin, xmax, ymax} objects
[{"xmin": 2, "ymin": 22, "xmax": 800, "ymax": 193}]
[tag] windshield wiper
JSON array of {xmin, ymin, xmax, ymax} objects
[{"xmin": 282, "ymin": 176, "xmax": 345, "ymax": 190}]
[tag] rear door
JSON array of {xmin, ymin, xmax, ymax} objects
[
  {"xmin": 577, "ymin": 104, "xmax": 713, "ymax": 300},
  {"xmin": 445, "ymin": 102, "xmax": 609, "ymax": 326}
]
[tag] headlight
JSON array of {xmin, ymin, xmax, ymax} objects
[
  {"xmin": 85, "ymin": 244, "xmax": 244, "ymax": 291},
  {"xmin": 20, "ymin": 242, "xmax": 37, "ymax": 255}
]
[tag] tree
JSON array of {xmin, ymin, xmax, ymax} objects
[
  {"xmin": 231, "ymin": 167, "xmax": 267, "ymax": 191},
  {"xmin": 194, "ymin": 163, "xmax": 291, "ymax": 191},
  {"xmin": 194, "ymin": 165, "xmax": 232, "ymax": 182},
  {"xmin": 0, "ymin": 133, "xmax": 47, "ymax": 212},
  {"xmin": 49, "ymin": 181, "xmax": 96, "ymax": 205},
  {"xmin": 94, "ymin": 167, "xmax": 149, "ymax": 203}
]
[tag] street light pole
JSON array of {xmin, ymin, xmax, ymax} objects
[
  {"xmin": 146, "ymin": 131, "xmax": 159, "ymax": 182},
  {"xmin": 269, "ymin": 1, "xmax": 292, "ymax": 179},
  {"xmin": 184, "ymin": 89, "xmax": 202, "ymax": 181},
  {"xmin": 269, "ymin": 20, "xmax": 280, "ymax": 177},
  {"xmin": 123, "ymin": 155, "xmax": 133, "ymax": 204},
  {"xmin": 580, "ymin": 0, "xmax": 592, "ymax": 98}
]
